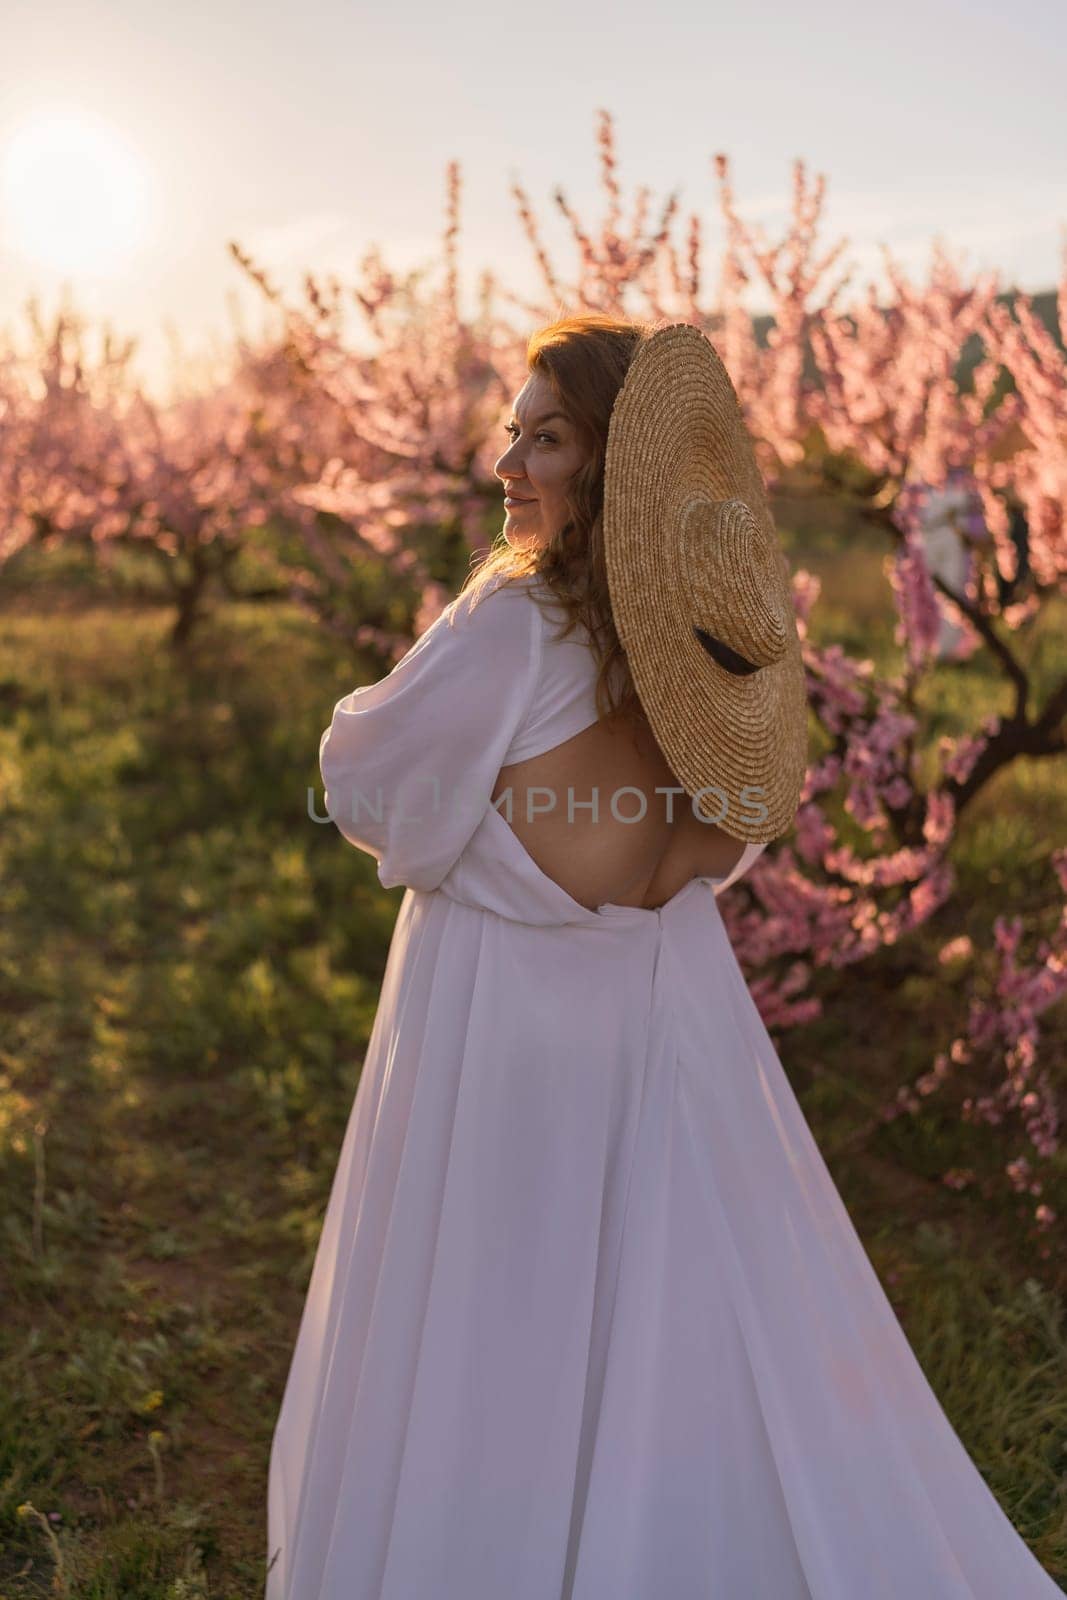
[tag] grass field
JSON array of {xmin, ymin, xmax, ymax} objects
[{"xmin": 2, "ymin": 512, "xmax": 1066, "ymax": 1596}]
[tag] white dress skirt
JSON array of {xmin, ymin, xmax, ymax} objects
[{"xmin": 266, "ymin": 574, "xmax": 1063, "ymax": 1598}]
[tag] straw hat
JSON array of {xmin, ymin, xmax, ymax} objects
[{"xmin": 602, "ymin": 322, "xmax": 809, "ymax": 844}]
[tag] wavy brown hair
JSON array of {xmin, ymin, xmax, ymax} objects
[{"xmin": 456, "ymin": 311, "xmax": 661, "ymax": 735}]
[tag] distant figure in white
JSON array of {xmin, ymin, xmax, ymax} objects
[{"xmin": 917, "ymin": 472, "xmax": 984, "ymax": 661}]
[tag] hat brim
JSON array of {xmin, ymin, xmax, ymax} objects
[{"xmin": 602, "ymin": 323, "xmax": 809, "ymax": 843}]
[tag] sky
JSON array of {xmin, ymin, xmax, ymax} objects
[{"xmin": 1, "ymin": 0, "xmax": 1064, "ymax": 396}]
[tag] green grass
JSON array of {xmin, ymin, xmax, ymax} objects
[{"xmin": 1, "ymin": 530, "xmax": 1066, "ymax": 1595}]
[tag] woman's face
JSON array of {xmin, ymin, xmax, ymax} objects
[{"xmin": 493, "ymin": 371, "xmax": 589, "ymax": 552}]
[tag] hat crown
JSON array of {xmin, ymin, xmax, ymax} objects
[{"xmin": 679, "ymin": 495, "xmax": 790, "ymax": 672}]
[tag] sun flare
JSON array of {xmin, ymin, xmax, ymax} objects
[{"xmin": 1, "ymin": 113, "xmax": 154, "ymax": 278}]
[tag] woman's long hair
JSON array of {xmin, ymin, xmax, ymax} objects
[{"xmin": 457, "ymin": 311, "xmax": 658, "ymax": 734}]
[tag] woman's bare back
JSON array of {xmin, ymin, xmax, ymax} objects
[{"xmin": 491, "ymin": 707, "xmax": 748, "ymax": 912}]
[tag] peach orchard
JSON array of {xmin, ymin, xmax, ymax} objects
[{"xmin": 1, "ymin": 111, "xmax": 1064, "ymax": 1229}]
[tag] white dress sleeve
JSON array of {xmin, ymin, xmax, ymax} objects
[{"xmin": 319, "ymin": 578, "xmax": 543, "ymax": 892}]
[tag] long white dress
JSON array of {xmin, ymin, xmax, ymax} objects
[{"xmin": 267, "ymin": 572, "xmax": 1064, "ymax": 1599}]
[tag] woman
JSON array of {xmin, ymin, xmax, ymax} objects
[{"xmin": 266, "ymin": 317, "xmax": 1063, "ymax": 1597}]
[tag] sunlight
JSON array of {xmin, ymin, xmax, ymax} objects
[{"xmin": 1, "ymin": 113, "xmax": 154, "ymax": 278}]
